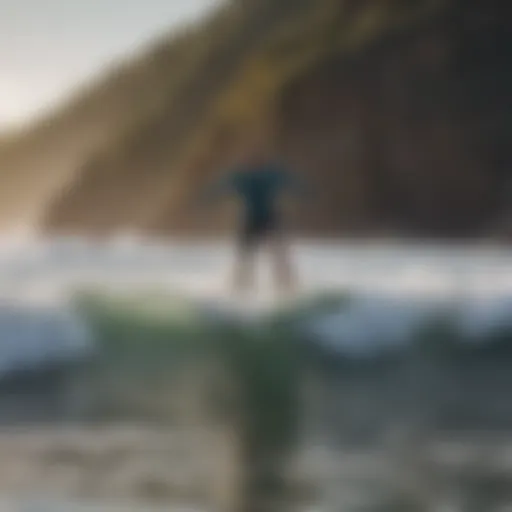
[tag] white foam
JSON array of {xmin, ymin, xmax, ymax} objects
[{"xmin": 0, "ymin": 236, "xmax": 511, "ymax": 359}]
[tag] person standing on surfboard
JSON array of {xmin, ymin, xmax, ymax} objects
[{"xmin": 200, "ymin": 141, "xmax": 308, "ymax": 297}]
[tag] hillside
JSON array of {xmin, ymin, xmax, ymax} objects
[{"xmin": 0, "ymin": 0, "xmax": 511, "ymax": 239}]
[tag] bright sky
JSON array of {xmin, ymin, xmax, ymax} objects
[{"xmin": 0, "ymin": 0, "xmax": 220, "ymax": 129}]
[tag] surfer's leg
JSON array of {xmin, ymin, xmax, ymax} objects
[
  {"xmin": 232, "ymin": 222, "xmax": 258, "ymax": 295},
  {"xmin": 232, "ymin": 245, "xmax": 256, "ymax": 294},
  {"xmin": 269, "ymin": 227, "xmax": 297, "ymax": 296}
]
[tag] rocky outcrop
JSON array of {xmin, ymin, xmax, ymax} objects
[
  {"xmin": 1, "ymin": 0, "xmax": 511, "ymax": 239},
  {"xmin": 277, "ymin": 0, "xmax": 512, "ymax": 238}
]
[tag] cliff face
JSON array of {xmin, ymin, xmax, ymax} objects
[
  {"xmin": 278, "ymin": 0, "xmax": 512, "ymax": 238},
  {"xmin": 1, "ymin": 0, "xmax": 511, "ymax": 239}
]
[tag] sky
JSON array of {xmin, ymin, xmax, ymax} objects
[{"xmin": 0, "ymin": 0, "xmax": 219, "ymax": 129}]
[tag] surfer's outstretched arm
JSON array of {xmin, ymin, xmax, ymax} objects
[
  {"xmin": 198, "ymin": 172, "xmax": 237, "ymax": 208},
  {"xmin": 277, "ymin": 167, "xmax": 313, "ymax": 201}
]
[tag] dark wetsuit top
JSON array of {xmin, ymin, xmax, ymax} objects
[{"xmin": 203, "ymin": 163, "xmax": 305, "ymax": 246}]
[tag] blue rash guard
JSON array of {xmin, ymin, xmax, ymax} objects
[
  {"xmin": 204, "ymin": 164, "xmax": 304, "ymax": 221},
  {"xmin": 202, "ymin": 163, "xmax": 306, "ymax": 244}
]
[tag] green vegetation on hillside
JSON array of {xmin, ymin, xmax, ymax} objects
[
  {"xmin": 77, "ymin": 0, "xmax": 450, "ymax": 185},
  {"xmin": 1, "ymin": 0, "xmax": 510, "ymax": 238}
]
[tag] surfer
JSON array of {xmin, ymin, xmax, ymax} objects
[{"xmin": 200, "ymin": 142, "xmax": 308, "ymax": 297}]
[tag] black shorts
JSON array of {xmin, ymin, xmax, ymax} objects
[{"xmin": 238, "ymin": 214, "xmax": 278, "ymax": 249}]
